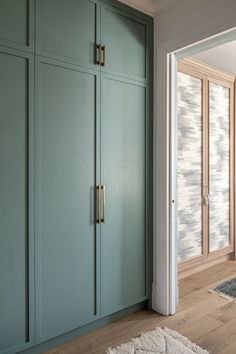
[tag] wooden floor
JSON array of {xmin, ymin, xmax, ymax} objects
[{"xmin": 46, "ymin": 261, "xmax": 236, "ymax": 354}]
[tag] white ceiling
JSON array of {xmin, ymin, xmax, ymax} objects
[
  {"xmin": 192, "ymin": 40, "xmax": 236, "ymax": 75},
  {"xmin": 118, "ymin": 0, "xmax": 178, "ymax": 16}
]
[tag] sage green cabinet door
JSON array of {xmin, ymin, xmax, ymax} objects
[
  {"xmin": 0, "ymin": 0, "xmax": 30, "ymax": 48},
  {"xmin": 36, "ymin": 58, "xmax": 99, "ymax": 341},
  {"xmin": 36, "ymin": 0, "xmax": 99, "ymax": 67},
  {"xmin": 101, "ymin": 76, "xmax": 147, "ymax": 316},
  {"xmin": 101, "ymin": 3, "xmax": 147, "ymax": 79},
  {"xmin": 0, "ymin": 51, "xmax": 29, "ymax": 352}
]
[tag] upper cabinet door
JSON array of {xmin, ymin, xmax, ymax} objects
[
  {"xmin": 36, "ymin": 0, "xmax": 99, "ymax": 68},
  {"xmin": 101, "ymin": 2, "xmax": 149, "ymax": 80},
  {"xmin": 0, "ymin": 0, "xmax": 34, "ymax": 51}
]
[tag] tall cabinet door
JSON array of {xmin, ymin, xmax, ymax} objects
[
  {"xmin": 100, "ymin": 2, "xmax": 151, "ymax": 316},
  {"xmin": 0, "ymin": 1, "xmax": 34, "ymax": 353},
  {"xmin": 101, "ymin": 78, "xmax": 147, "ymax": 315},
  {"xmin": 35, "ymin": 59, "xmax": 99, "ymax": 342},
  {"xmin": 0, "ymin": 49, "xmax": 34, "ymax": 353}
]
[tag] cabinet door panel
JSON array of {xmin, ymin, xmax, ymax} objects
[
  {"xmin": 0, "ymin": 0, "xmax": 30, "ymax": 47},
  {"xmin": 0, "ymin": 51, "xmax": 29, "ymax": 352},
  {"xmin": 101, "ymin": 77, "xmax": 146, "ymax": 316},
  {"xmin": 36, "ymin": 0, "xmax": 98, "ymax": 67},
  {"xmin": 101, "ymin": 4, "xmax": 146, "ymax": 79},
  {"xmin": 36, "ymin": 60, "xmax": 98, "ymax": 341}
]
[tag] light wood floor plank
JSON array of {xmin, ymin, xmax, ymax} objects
[
  {"xmin": 46, "ymin": 261, "xmax": 236, "ymax": 354},
  {"xmin": 197, "ymin": 317, "xmax": 236, "ymax": 354}
]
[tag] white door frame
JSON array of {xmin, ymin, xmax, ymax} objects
[{"xmin": 152, "ymin": 26, "xmax": 236, "ymax": 316}]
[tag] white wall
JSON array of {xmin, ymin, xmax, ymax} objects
[{"xmin": 153, "ymin": 0, "xmax": 236, "ymax": 315}]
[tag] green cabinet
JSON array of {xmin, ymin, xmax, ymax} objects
[{"xmin": 0, "ymin": 0, "xmax": 152, "ymax": 352}]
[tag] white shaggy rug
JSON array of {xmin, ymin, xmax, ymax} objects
[{"xmin": 106, "ymin": 327, "xmax": 209, "ymax": 354}]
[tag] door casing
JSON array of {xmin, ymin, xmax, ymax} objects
[{"xmin": 154, "ymin": 27, "xmax": 236, "ymax": 316}]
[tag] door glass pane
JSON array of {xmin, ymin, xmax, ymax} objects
[
  {"xmin": 177, "ymin": 72, "xmax": 203, "ymax": 262},
  {"xmin": 209, "ymin": 83, "xmax": 230, "ymax": 252}
]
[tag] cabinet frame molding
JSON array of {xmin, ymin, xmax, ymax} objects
[{"xmin": 177, "ymin": 58, "xmax": 235, "ymax": 277}]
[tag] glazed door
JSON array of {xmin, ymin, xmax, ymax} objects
[{"xmin": 177, "ymin": 59, "xmax": 235, "ymax": 274}]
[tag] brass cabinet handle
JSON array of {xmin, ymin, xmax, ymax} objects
[
  {"xmin": 96, "ymin": 186, "xmax": 101, "ymax": 223},
  {"xmin": 96, "ymin": 44, "xmax": 105, "ymax": 66},
  {"xmin": 96, "ymin": 44, "xmax": 101, "ymax": 65},
  {"xmin": 101, "ymin": 45, "xmax": 105, "ymax": 66},
  {"xmin": 101, "ymin": 185, "xmax": 105, "ymax": 223},
  {"xmin": 96, "ymin": 185, "xmax": 105, "ymax": 223}
]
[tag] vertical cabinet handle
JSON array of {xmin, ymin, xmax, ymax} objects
[
  {"xmin": 96, "ymin": 185, "xmax": 105, "ymax": 224},
  {"xmin": 96, "ymin": 186, "xmax": 101, "ymax": 223},
  {"xmin": 101, "ymin": 45, "xmax": 105, "ymax": 66},
  {"xmin": 96, "ymin": 44, "xmax": 105, "ymax": 66},
  {"xmin": 96, "ymin": 44, "xmax": 101, "ymax": 65},
  {"xmin": 101, "ymin": 185, "xmax": 105, "ymax": 223}
]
